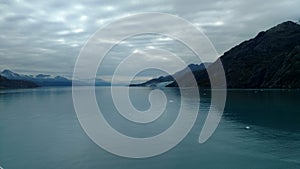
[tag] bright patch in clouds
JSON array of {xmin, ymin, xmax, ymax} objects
[
  {"xmin": 104, "ymin": 6, "xmax": 116, "ymax": 11},
  {"xmin": 79, "ymin": 15, "xmax": 88, "ymax": 22},
  {"xmin": 73, "ymin": 28, "xmax": 84, "ymax": 33}
]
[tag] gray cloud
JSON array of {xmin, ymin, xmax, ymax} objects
[{"xmin": 0, "ymin": 0, "xmax": 299, "ymax": 79}]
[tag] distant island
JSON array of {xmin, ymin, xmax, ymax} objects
[{"xmin": 132, "ymin": 21, "xmax": 300, "ymax": 89}]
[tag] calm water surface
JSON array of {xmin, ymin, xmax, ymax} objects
[{"xmin": 0, "ymin": 87, "xmax": 299, "ymax": 169}]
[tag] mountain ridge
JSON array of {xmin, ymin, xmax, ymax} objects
[
  {"xmin": 1, "ymin": 69, "xmax": 72, "ymax": 86},
  {"xmin": 130, "ymin": 63, "xmax": 210, "ymax": 87},
  {"xmin": 136, "ymin": 21, "xmax": 300, "ymax": 89},
  {"xmin": 0, "ymin": 70, "xmax": 111, "ymax": 87},
  {"xmin": 0, "ymin": 75, "xmax": 39, "ymax": 89}
]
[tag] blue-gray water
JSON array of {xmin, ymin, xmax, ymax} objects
[{"xmin": 0, "ymin": 87, "xmax": 299, "ymax": 169}]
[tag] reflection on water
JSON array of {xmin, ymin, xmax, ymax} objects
[
  {"xmin": 0, "ymin": 87, "xmax": 299, "ymax": 169},
  {"xmin": 224, "ymin": 90, "xmax": 300, "ymax": 131}
]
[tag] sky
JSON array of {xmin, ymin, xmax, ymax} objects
[{"xmin": 0, "ymin": 0, "xmax": 300, "ymax": 82}]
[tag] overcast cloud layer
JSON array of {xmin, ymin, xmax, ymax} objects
[{"xmin": 0, "ymin": 0, "xmax": 299, "ymax": 79}]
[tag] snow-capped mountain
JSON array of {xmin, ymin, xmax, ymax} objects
[
  {"xmin": 1, "ymin": 69, "xmax": 32, "ymax": 80},
  {"xmin": 1, "ymin": 69, "xmax": 71, "ymax": 86},
  {"xmin": 0, "ymin": 69, "xmax": 111, "ymax": 86},
  {"xmin": 0, "ymin": 74, "xmax": 39, "ymax": 89}
]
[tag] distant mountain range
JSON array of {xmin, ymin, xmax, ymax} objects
[
  {"xmin": 130, "ymin": 63, "xmax": 210, "ymax": 87},
  {"xmin": 0, "ymin": 69, "xmax": 111, "ymax": 88},
  {"xmin": 1, "ymin": 69, "xmax": 72, "ymax": 86},
  {"xmin": 0, "ymin": 75, "xmax": 38, "ymax": 89},
  {"xmin": 133, "ymin": 21, "xmax": 300, "ymax": 89}
]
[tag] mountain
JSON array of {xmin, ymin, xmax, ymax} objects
[
  {"xmin": 0, "ymin": 75, "xmax": 39, "ymax": 89},
  {"xmin": 95, "ymin": 78, "xmax": 111, "ymax": 86},
  {"xmin": 1, "ymin": 70, "xmax": 72, "ymax": 86},
  {"xmin": 138, "ymin": 21, "xmax": 300, "ymax": 89},
  {"xmin": 73, "ymin": 78, "xmax": 111, "ymax": 86},
  {"xmin": 130, "ymin": 63, "xmax": 210, "ymax": 87},
  {"xmin": 0, "ymin": 70, "xmax": 111, "ymax": 87}
]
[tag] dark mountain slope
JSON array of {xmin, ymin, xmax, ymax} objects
[
  {"xmin": 130, "ymin": 63, "xmax": 210, "ymax": 87},
  {"xmin": 1, "ymin": 69, "xmax": 111, "ymax": 86},
  {"xmin": 0, "ymin": 75, "xmax": 39, "ymax": 89},
  {"xmin": 167, "ymin": 21, "xmax": 300, "ymax": 89}
]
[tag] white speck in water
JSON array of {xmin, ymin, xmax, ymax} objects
[
  {"xmin": 245, "ymin": 126, "xmax": 251, "ymax": 130},
  {"xmin": 169, "ymin": 100, "xmax": 174, "ymax": 103}
]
